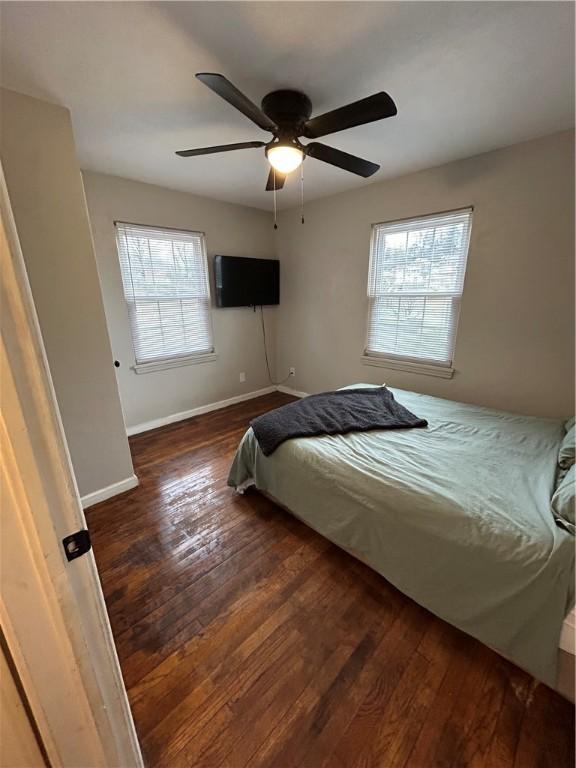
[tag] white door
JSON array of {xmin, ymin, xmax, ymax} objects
[
  {"xmin": 0, "ymin": 162, "xmax": 143, "ymax": 767},
  {"xmin": 0, "ymin": 644, "xmax": 46, "ymax": 767}
]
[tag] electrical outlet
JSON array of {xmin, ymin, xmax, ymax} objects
[
  {"xmin": 289, "ymin": 367, "xmax": 296, "ymax": 377},
  {"xmin": 239, "ymin": 372, "xmax": 246, "ymax": 383}
]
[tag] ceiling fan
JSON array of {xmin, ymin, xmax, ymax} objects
[{"xmin": 176, "ymin": 73, "xmax": 397, "ymax": 191}]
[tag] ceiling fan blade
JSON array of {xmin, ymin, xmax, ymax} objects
[
  {"xmin": 303, "ymin": 92, "xmax": 397, "ymax": 139},
  {"xmin": 175, "ymin": 141, "xmax": 266, "ymax": 157},
  {"xmin": 196, "ymin": 73, "xmax": 277, "ymax": 133},
  {"xmin": 265, "ymin": 168, "xmax": 286, "ymax": 191},
  {"xmin": 305, "ymin": 142, "xmax": 379, "ymax": 177}
]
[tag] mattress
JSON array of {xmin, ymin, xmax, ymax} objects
[{"xmin": 229, "ymin": 385, "xmax": 575, "ymax": 688}]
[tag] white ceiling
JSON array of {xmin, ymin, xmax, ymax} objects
[{"xmin": 1, "ymin": 1, "xmax": 573, "ymax": 210}]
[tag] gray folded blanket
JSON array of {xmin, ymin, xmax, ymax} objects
[{"xmin": 250, "ymin": 387, "xmax": 427, "ymax": 456}]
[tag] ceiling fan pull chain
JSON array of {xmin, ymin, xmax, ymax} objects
[
  {"xmin": 273, "ymin": 168, "xmax": 278, "ymax": 229},
  {"xmin": 300, "ymin": 160, "xmax": 305, "ymax": 225}
]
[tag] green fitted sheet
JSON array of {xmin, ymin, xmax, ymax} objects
[{"xmin": 228, "ymin": 385, "xmax": 574, "ymax": 685}]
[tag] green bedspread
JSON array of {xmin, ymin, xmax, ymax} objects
[{"xmin": 228, "ymin": 385, "xmax": 574, "ymax": 685}]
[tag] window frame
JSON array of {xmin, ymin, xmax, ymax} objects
[
  {"xmin": 362, "ymin": 207, "xmax": 473, "ymax": 379},
  {"xmin": 114, "ymin": 221, "xmax": 216, "ymax": 374}
]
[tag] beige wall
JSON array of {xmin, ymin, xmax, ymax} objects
[
  {"xmin": 82, "ymin": 171, "xmax": 277, "ymax": 430},
  {"xmin": 275, "ymin": 130, "xmax": 575, "ymax": 419},
  {"xmin": 0, "ymin": 89, "xmax": 135, "ymax": 497}
]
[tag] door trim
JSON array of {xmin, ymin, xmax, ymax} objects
[{"xmin": 0, "ymin": 161, "xmax": 143, "ymax": 767}]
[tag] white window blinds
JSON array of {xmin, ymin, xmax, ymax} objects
[
  {"xmin": 115, "ymin": 223, "xmax": 214, "ymax": 366},
  {"xmin": 365, "ymin": 208, "xmax": 472, "ymax": 368}
]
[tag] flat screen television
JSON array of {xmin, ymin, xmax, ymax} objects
[{"xmin": 214, "ymin": 255, "xmax": 279, "ymax": 307}]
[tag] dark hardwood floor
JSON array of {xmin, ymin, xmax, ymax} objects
[{"xmin": 87, "ymin": 392, "xmax": 575, "ymax": 768}]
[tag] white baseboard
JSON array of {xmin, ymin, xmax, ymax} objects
[
  {"xmin": 81, "ymin": 474, "xmax": 139, "ymax": 509},
  {"xmin": 277, "ymin": 385, "xmax": 309, "ymax": 398},
  {"xmin": 84, "ymin": 385, "xmax": 306, "ymax": 508},
  {"xmin": 126, "ymin": 386, "xmax": 277, "ymax": 437}
]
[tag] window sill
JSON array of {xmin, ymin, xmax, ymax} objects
[
  {"xmin": 132, "ymin": 352, "xmax": 218, "ymax": 374},
  {"xmin": 361, "ymin": 354, "xmax": 454, "ymax": 379}
]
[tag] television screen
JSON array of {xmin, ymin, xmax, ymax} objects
[{"xmin": 214, "ymin": 255, "xmax": 279, "ymax": 307}]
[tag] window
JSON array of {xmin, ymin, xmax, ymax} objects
[
  {"xmin": 364, "ymin": 208, "xmax": 472, "ymax": 377},
  {"xmin": 115, "ymin": 223, "xmax": 214, "ymax": 372}
]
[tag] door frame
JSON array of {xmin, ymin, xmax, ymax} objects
[{"xmin": 1, "ymin": 161, "xmax": 143, "ymax": 767}]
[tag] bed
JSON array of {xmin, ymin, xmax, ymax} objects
[{"xmin": 228, "ymin": 384, "xmax": 575, "ymax": 695}]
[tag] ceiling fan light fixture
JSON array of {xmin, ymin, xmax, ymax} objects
[
  {"xmin": 179, "ymin": 75, "xmax": 397, "ymax": 189},
  {"xmin": 266, "ymin": 144, "xmax": 303, "ymax": 174}
]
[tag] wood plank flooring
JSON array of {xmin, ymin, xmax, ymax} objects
[{"xmin": 87, "ymin": 392, "xmax": 575, "ymax": 768}]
